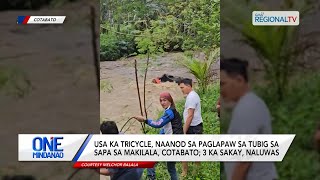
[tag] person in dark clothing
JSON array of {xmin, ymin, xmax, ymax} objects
[
  {"xmin": 97, "ymin": 121, "xmax": 143, "ymax": 180},
  {"xmin": 152, "ymin": 74, "xmax": 183, "ymax": 84},
  {"xmin": 133, "ymin": 92, "xmax": 183, "ymax": 180}
]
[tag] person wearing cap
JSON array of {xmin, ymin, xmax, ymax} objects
[{"xmin": 133, "ymin": 92, "xmax": 183, "ymax": 180}]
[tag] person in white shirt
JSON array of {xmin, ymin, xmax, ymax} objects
[{"xmin": 178, "ymin": 78, "xmax": 203, "ymax": 177}]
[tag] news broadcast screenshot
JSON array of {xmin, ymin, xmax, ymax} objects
[{"xmin": 1, "ymin": 0, "xmax": 320, "ymax": 180}]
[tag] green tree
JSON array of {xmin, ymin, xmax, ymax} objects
[
  {"xmin": 222, "ymin": 0, "xmax": 319, "ymax": 100},
  {"xmin": 100, "ymin": 0, "xmax": 220, "ymax": 60},
  {"xmin": 181, "ymin": 48, "xmax": 220, "ymax": 94}
]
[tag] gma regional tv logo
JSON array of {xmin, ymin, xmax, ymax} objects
[
  {"xmin": 252, "ymin": 11, "xmax": 299, "ymax": 26},
  {"xmin": 32, "ymin": 136, "xmax": 64, "ymax": 158}
]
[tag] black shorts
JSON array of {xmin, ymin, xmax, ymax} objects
[{"xmin": 186, "ymin": 123, "xmax": 203, "ymax": 134}]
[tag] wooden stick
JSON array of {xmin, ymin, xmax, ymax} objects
[
  {"xmin": 66, "ymin": 169, "xmax": 81, "ymax": 180},
  {"xmin": 135, "ymin": 59, "xmax": 144, "ymax": 116},
  {"xmin": 120, "ymin": 117, "xmax": 134, "ymax": 132},
  {"xmin": 90, "ymin": 5, "xmax": 100, "ymax": 96},
  {"xmin": 143, "ymin": 50, "xmax": 150, "ymax": 120},
  {"xmin": 134, "ymin": 59, "xmax": 146, "ymax": 133}
]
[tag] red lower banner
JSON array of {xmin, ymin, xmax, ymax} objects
[{"xmin": 73, "ymin": 161, "xmax": 156, "ymax": 168}]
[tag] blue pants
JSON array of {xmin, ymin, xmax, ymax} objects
[
  {"xmin": 109, "ymin": 168, "xmax": 143, "ymax": 180},
  {"xmin": 147, "ymin": 162, "xmax": 177, "ymax": 180},
  {"xmin": 136, "ymin": 168, "xmax": 144, "ymax": 179}
]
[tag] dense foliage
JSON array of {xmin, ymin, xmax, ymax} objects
[
  {"xmin": 257, "ymin": 73, "xmax": 320, "ymax": 180},
  {"xmin": 100, "ymin": 0, "xmax": 220, "ymax": 61},
  {"xmin": 182, "ymin": 48, "xmax": 220, "ymax": 94}
]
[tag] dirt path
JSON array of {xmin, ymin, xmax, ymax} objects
[{"xmin": 100, "ymin": 53, "xmax": 195, "ymax": 134}]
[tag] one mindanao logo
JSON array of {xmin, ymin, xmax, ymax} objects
[
  {"xmin": 32, "ymin": 137, "xmax": 64, "ymax": 159},
  {"xmin": 252, "ymin": 11, "xmax": 299, "ymax": 26}
]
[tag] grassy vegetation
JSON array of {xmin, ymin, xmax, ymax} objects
[
  {"xmin": 0, "ymin": 66, "xmax": 32, "ymax": 98},
  {"xmin": 255, "ymin": 73, "xmax": 320, "ymax": 180},
  {"xmin": 100, "ymin": 80, "xmax": 113, "ymax": 93},
  {"xmin": 220, "ymin": 73, "xmax": 320, "ymax": 179},
  {"xmin": 1, "ymin": 0, "xmax": 82, "ymax": 10},
  {"xmin": 142, "ymin": 83, "xmax": 220, "ymax": 180}
]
